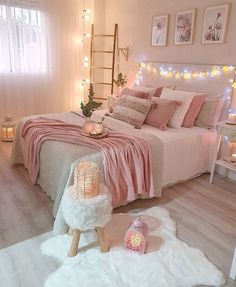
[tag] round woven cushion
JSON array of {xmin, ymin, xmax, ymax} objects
[{"xmin": 61, "ymin": 184, "xmax": 112, "ymax": 231}]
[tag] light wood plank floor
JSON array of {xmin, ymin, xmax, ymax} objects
[{"xmin": 0, "ymin": 141, "xmax": 236, "ymax": 286}]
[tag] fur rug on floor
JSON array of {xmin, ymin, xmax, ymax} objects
[{"xmin": 41, "ymin": 206, "xmax": 226, "ymax": 287}]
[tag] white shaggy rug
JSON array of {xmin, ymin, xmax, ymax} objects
[{"xmin": 41, "ymin": 207, "xmax": 226, "ymax": 287}]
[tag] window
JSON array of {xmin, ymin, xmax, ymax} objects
[{"xmin": 0, "ymin": 2, "xmax": 48, "ymax": 73}]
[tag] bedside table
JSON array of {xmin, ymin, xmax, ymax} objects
[{"xmin": 209, "ymin": 122, "xmax": 236, "ymax": 183}]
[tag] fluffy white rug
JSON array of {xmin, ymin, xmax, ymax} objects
[{"xmin": 41, "ymin": 206, "xmax": 226, "ymax": 287}]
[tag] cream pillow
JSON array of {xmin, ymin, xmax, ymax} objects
[
  {"xmin": 160, "ymin": 89, "xmax": 195, "ymax": 128},
  {"xmin": 111, "ymin": 95, "xmax": 151, "ymax": 128},
  {"xmin": 195, "ymin": 98, "xmax": 225, "ymax": 129}
]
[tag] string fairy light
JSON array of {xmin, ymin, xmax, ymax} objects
[{"xmin": 135, "ymin": 62, "xmax": 236, "ymax": 114}]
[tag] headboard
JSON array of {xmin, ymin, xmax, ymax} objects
[{"xmin": 137, "ymin": 62, "xmax": 235, "ymax": 116}]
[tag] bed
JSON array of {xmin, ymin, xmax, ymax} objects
[{"xmin": 11, "ymin": 63, "xmax": 235, "ymax": 219}]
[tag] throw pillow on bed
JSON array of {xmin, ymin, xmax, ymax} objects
[
  {"xmin": 182, "ymin": 94, "xmax": 206, "ymax": 128},
  {"xmin": 194, "ymin": 98, "xmax": 225, "ymax": 129},
  {"xmin": 132, "ymin": 85, "xmax": 157, "ymax": 97},
  {"xmin": 160, "ymin": 88, "xmax": 195, "ymax": 128},
  {"xmin": 111, "ymin": 95, "xmax": 152, "ymax": 128},
  {"xmin": 121, "ymin": 88, "xmax": 150, "ymax": 99},
  {"xmin": 145, "ymin": 98, "xmax": 180, "ymax": 131}
]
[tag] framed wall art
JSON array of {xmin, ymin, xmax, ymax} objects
[
  {"xmin": 174, "ymin": 9, "xmax": 196, "ymax": 45},
  {"xmin": 202, "ymin": 4, "xmax": 231, "ymax": 44},
  {"xmin": 151, "ymin": 15, "xmax": 169, "ymax": 46}
]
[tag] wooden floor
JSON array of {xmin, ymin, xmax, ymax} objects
[{"xmin": 1, "ymin": 141, "xmax": 236, "ymax": 286}]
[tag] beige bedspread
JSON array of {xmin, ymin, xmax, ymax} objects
[{"xmin": 12, "ymin": 112, "xmax": 163, "ymax": 216}]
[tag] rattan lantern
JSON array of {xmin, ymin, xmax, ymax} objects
[
  {"xmin": 0, "ymin": 116, "xmax": 17, "ymax": 142},
  {"xmin": 125, "ymin": 218, "xmax": 148, "ymax": 255},
  {"xmin": 74, "ymin": 161, "xmax": 100, "ymax": 199}
]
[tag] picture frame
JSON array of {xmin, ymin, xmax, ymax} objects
[
  {"xmin": 151, "ymin": 15, "xmax": 169, "ymax": 46},
  {"xmin": 202, "ymin": 4, "xmax": 231, "ymax": 44},
  {"xmin": 174, "ymin": 9, "xmax": 196, "ymax": 45}
]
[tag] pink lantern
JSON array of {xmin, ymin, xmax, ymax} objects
[{"xmin": 124, "ymin": 217, "xmax": 147, "ymax": 255}]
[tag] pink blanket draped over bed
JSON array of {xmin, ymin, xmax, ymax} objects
[{"xmin": 21, "ymin": 118, "xmax": 154, "ymax": 205}]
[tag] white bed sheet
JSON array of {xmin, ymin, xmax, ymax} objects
[{"xmin": 93, "ymin": 110, "xmax": 217, "ymax": 188}]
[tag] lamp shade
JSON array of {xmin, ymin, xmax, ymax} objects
[{"xmin": 0, "ymin": 116, "xmax": 17, "ymax": 142}]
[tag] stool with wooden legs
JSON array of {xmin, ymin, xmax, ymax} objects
[{"xmin": 61, "ymin": 184, "xmax": 112, "ymax": 257}]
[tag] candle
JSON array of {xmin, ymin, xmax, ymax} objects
[{"xmin": 232, "ymin": 153, "xmax": 236, "ymax": 160}]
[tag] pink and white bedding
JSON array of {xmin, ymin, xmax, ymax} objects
[
  {"xmin": 12, "ymin": 110, "xmax": 216, "ymax": 218},
  {"xmin": 12, "ymin": 112, "xmax": 163, "ymax": 216}
]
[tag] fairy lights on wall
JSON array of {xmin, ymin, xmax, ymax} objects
[
  {"xmin": 136, "ymin": 62, "xmax": 236, "ymax": 89},
  {"xmin": 136, "ymin": 62, "xmax": 236, "ymax": 114}
]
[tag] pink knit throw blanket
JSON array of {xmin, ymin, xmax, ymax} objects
[{"xmin": 21, "ymin": 118, "xmax": 154, "ymax": 205}]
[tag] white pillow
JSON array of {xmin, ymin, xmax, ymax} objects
[
  {"xmin": 132, "ymin": 85, "xmax": 156, "ymax": 97},
  {"xmin": 160, "ymin": 89, "xmax": 195, "ymax": 128}
]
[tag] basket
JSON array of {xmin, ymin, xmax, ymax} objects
[{"xmin": 74, "ymin": 161, "xmax": 99, "ymax": 199}]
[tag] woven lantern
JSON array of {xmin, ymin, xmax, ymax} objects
[
  {"xmin": 74, "ymin": 161, "xmax": 99, "ymax": 199},
  {"xmin": 124, "ymin": 218, "xmax": 148, "ymax": 255},
  {"xmin": 1, "ymin": 116, "xmax": 17, "ymax": 142}
]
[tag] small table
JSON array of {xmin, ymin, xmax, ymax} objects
[{"xmin": 209, "ymin": 122, "xmax": 236, "ymax": 183}]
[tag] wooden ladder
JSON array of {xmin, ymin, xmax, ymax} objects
[{"xmin": 90, "ymin": 23, "xmax": 118, "ymax": 100}]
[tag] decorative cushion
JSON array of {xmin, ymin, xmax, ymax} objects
[
  {"xmin": 111, "ymin": 95, "xmax": 152, "ymax": 128},
  {"xmin": 195, "ymin": 98, "xmax": 225, "ymax": 129},
  {"xmin": 145, "ymin": 98, "xmax": 180, "ymax": 131},
  {"xmin": 108, "ymin": 95, "xmax": 119, "ymax": 113},
  {"xmin": 182, "ymin": 94, "xmax": 206, "ymax": 128},
  {"xmin": 132, "ymin": 85, "xmax": 157, "ymax": 97},
  {"xmin": 160, "ymin": 89, "xmax": 195, "ymax": 128},
  {"xmin": 121, "ymin": 88, "xmax": 149, "ymax": 99}
]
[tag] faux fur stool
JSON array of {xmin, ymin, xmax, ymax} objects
[{"xmin": 61, "ymin": 184, "xmax": 112, "ymax": 257}]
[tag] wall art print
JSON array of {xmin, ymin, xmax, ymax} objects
[
  {"xmin": 151, "ymin": 15, "xmax": 168, "ymax": 46},
  {"xmin": 175, "ymin": 9, "xmax": 196, "ymax": 45},
  {"xmin": 202, "ymin": 4, "xmax": 230, "ymax": 44}
]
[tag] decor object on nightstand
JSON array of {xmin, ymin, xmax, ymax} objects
[
  {"xmin": 0, "ymin": 116, "xmax": 17, "ymax": 142},
  {"xmin": 61, "ymin": 161, "xmax": 112, "ymax": 257},
  {"xmin": 124, "ymin": 217, "xmax": 147, "ymax": 254},
  {"xmin": 114, "ymin": 72, "xmax": 127, "ymax": 96},
  {"xmin": 210, "ymin": 121, "xmax": 236, "ymax": 183}
]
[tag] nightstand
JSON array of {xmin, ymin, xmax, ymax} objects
[{"xmin": 209, "ymin": 122, "xmax": 236, "ymax": 183}]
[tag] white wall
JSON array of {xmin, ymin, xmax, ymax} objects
[{"xmin": 98, "ymin": 0, "xmax": 236, "ymax": 107}]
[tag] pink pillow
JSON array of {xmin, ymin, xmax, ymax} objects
[
  {"xmin": 153, "ymin": 87, "xmax": 163, "ymax": 97},
  {"xmin": 121, "ymin": 88, "xmax": 149, "ymax": 99},
  {"xmin": 145, "ymin": 98, "xmax": 180, "ymax": 131},
  {"xmin": 182, "ymin": 94, "xmax": 206, "ymax": 128}
]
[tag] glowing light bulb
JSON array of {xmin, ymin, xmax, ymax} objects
[
  {"xmin": 175, "ymin": 73, "xmax": 181, "ymax": 79},
  {"xmin": 232, "ymin": 82, "xmax": 236, "ymax": 89},
  {"xmin": 167, "ymin": 71, "xmax": 174, "ymax": 78},
  {"xmin": 222, "ymin": 66, "xmax": 229, "ymax": 72},
  {"xmin": 141, "ymin": 63, "xmax": 146, "ymax": 69}
]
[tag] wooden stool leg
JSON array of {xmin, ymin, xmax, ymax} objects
[
  {"xmin": 68, "ymin": 229, "xmax": 81, "ymax": 257},
  {"xmin": 68, "ymin": 228, "xmax": 74, "ymax": 236},
  {"xmin": 96, "ymin": 227, "xmax": 109, "ymax": 253}
]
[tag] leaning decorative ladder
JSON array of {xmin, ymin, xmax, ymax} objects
[{"xmin": 89, "ymin": 23, "xmax": 118, "ymax": 101}]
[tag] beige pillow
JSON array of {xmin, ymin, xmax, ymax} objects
[
  {"xmin": 111, "ymin": 95, "xmax": 152, "ymax": 128},
  {"xmin": 195, "ymin": 98, "xmax": 225, "ymax": 129}
]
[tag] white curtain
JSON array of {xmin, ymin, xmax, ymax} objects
[{"xmin": 0, "ymin": 0, "xmax": 84, "ymax": 121}]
